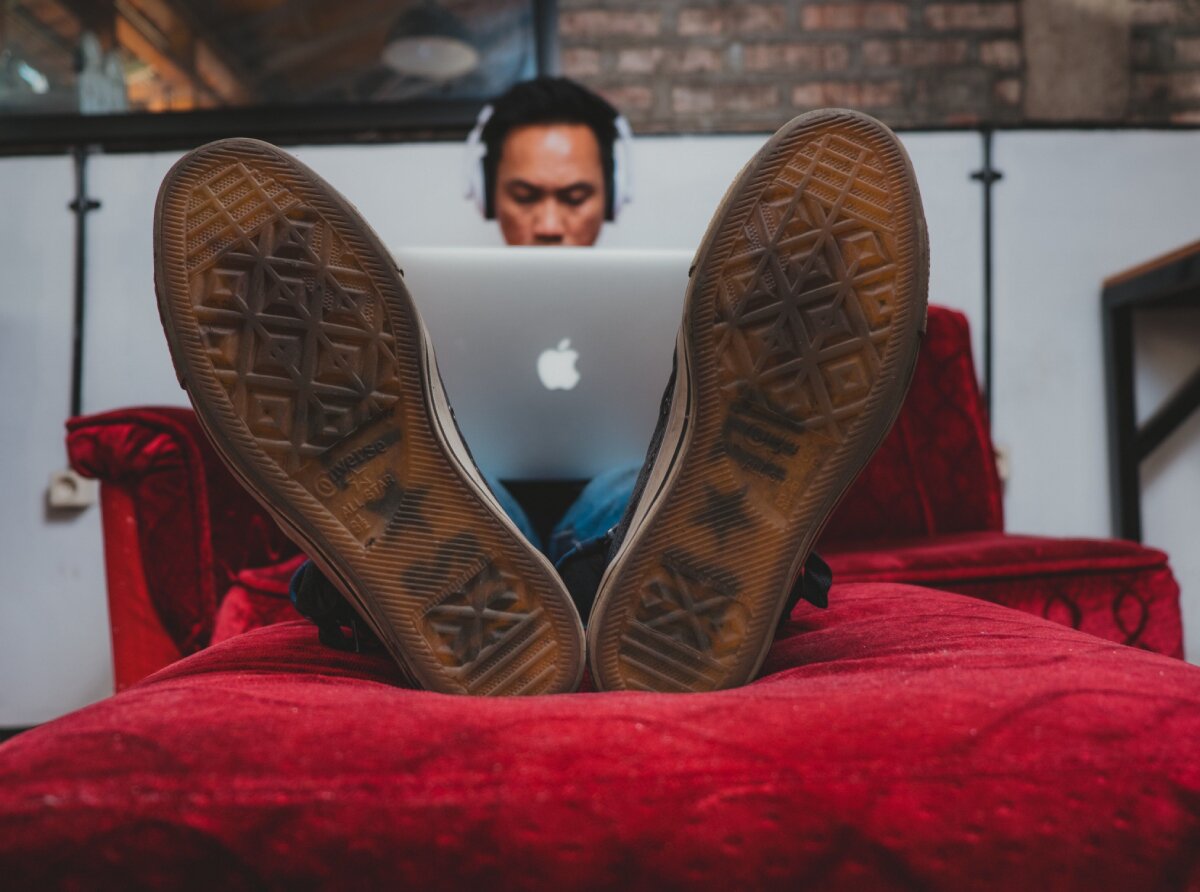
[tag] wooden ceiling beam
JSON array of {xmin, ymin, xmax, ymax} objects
[
  {"xmin": 124, "ymin": 0, "xmax": 259, "ymax": 101},
  {"xmin": 10, "ymin": 0, "xmax": 239, "ymax": 109},
  {"xmin": 114, "ymin": 13, "xmax": 215, "ymax": 108},
  {"xmin": 10, "ymin": 0, "xmax": 91, "ymax": 86},
  {"xmin": 24, "ymin": 0, "xmax": 83, "ymax": 45},
  {"xmin": 229, "ymin": 0, "xmax": 327, "ymax": 42},
  {"xmin": 52, "ymin": 0, "xmax": 117, "ymax": 46},
  {"xmin": 112, "ymin": 0, "xmax": 252, "ymax": 106},
  {"xmin": 11, "ymin": 3, "xmax": 76, "ymax": 57},
  {"xmin": 256, "ymin": 0, "xmax": 399, "ymax": 77}
]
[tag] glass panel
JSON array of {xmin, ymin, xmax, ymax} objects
[{"xmin": 0, "ymin": 0, "xmax": 535, "ymax": 116}]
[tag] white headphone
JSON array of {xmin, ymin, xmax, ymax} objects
[{"xmin": 463, "ymin": 103, "xmax": 634, "ymax": 221}]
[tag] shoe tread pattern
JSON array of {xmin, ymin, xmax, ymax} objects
[
  {"xmin": 594, "ymin": 112, "xmax": 927, "ymax": 694},
  {"xmin": 157, "ymin": 141, "xmax": 583, "ymax": 696},
  {"xmin": 183, "ymin": 160, "xmax": 403, "ymax": 474}
]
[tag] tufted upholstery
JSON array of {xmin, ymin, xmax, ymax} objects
[{"xmin": 828, "ymin": 532, "xmax": 1183, "ymax": 657}]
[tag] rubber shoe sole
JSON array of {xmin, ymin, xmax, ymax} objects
[
  {"xmin": 587, "ymin": 110, "xmax": 929, "ymax": 693},
  {"xmin": 154, "ymin": 138, "xmax": 585, "ymax": 696}
]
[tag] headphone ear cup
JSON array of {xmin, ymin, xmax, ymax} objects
[
  {"xmin": 471, "ymin": 158, "xmax": 488, "ymax": 218},
  {"xmin": 611, "ymin": 114, "xmax": 634, "ymax": 222},
  {"xmin": 463, "ymin": 103, "xmax": 493, "ymax": 218},
  {"xmin": 611, "ymin": 148, "xmax": 622, "ymax": 222},
  {"xmin": 609, "ymin": 141, "xmax": 622, "ymax": 222}
]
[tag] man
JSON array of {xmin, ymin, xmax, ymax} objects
[
  {"xmin": 466, "ymin": 76, "xmax": 626, "ymax": 247},
  {"xmin": 461, "ymin": 77, "xmax": 641, "ymax": 563},
  {"xmin": 152, "ymin": 101, "xmax": 928, "ymax": 697}
]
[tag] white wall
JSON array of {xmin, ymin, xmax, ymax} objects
[
  {"xmin": 993, "ymin": 130, "xmax": 1200, "ymax": 656},
  {"xmin": 0, "ymin": 157, "xmax": 112, "ymax": 726},
  {"xmin": 81, "ymin": 134, "xmax": 985, "ymax": 412},
  {"xmin": 1, "ymin": 128, "xmax": 1196, "ymax": 725}
]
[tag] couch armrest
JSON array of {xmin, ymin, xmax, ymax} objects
[
  {"xmin": 67, "ymin": 407, "xmax": 298, "ymax": 682},
  {"xmin": 825, "ymin": 532, "xmax": 1183, "ymax": 657}
]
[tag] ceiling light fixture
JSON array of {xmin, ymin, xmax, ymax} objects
[{"xmin": 381, "ymin": 2, "xmax": 479, "ymax": 81}]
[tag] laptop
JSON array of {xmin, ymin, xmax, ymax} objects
[{"xmin": 393, "ymin": 246, "xmax": 692, "ymax": 480}]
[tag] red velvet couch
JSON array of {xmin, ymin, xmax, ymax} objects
[
  {"xmin": 2, "ymin": 586, "xmax": 1198, "ymax": 889},
  {"xmin": 2, "ymin": 306, "xmax": 1195, "ymax": 889},
  {"xmin": 64, "ymin": 306, "xmax": 1183, "ymax": 691}
]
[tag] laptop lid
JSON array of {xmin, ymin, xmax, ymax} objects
[{"xmin": 394, "ymin": 246, "xmax": 691, "ymax": 480}]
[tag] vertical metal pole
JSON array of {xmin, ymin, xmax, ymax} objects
[
  {"xmin": 1102, "ymin": 301, "xmax": 1141, "ymax": 541},
  {"xmin": 68, "ymin": 144, "xmax": 100, "ymax": 418},
  {"xmin": 971, "ymin": 129, "xmax": 1002, "ymax": 425},
  {"xmin": 533, "ymin": 0, "xmax": 559, "ymax": 76},
  {"xmin": 981, "ymin": 130, "xmax": 994, "ymax": 422}
]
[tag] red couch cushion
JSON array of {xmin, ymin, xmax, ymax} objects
[
  {"xmin": 212, "ymin": 554, "xmax": 306, "ymax": 645},
  {"xmin": 2, "ymin": 584, "xmax": 1197, "ymax": 890},
  {"xmin": 826, "ymin": 532, "xmax": 1183, "ymax": 657}
]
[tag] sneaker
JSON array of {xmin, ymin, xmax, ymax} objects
[
  {"xmin": 587, "ymin": 110, "xmax": 929, "ymax": 693},
  {"xmin": 154, "ymin": 138, "xmax": 585, "ymax": 696}
]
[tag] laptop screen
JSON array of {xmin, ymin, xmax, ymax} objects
[{"xmin": 395, "ymin": 246, "xmax": 691, "ymax": 479}]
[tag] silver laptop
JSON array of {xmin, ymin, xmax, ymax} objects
[{"xmin": 393, "ymin": 246, "xmax": 691, "ymax": 480}]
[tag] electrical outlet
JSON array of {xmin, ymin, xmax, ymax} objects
[
  {"xmin": 47, "ymin": 469, "xmax": 97, "ymax": 510},
  {"xmin": 994, "ymin": 443, "xmax": 1011, "ymax": 488}
]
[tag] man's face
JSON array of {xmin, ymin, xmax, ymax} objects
[{"xmin": 494, "ymin": 123, "xmax": 606, "ymax": 246}]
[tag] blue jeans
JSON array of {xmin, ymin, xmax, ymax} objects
[
  {"xmin": 486, "ymin": 464, "xmax": 639, "ymax": 567},
  {"xmin": 290, "ymin": 466, "xmax": 638, "ymax": 638},
  {"xmin": 292, "ymin": 462, "xmax": 830, "ymax": 639}
]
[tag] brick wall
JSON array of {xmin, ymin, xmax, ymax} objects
[
  {"xmin": 557, "ymin": 0, "xmax": 1200, "ymax": 131},
  {"xmin": 1132, "ymin": 0, "xmax": 1200, "ymax": 124}
]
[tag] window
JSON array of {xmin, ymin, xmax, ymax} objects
[{"xmin": 1, "ymin": 0, "xmax": 552, "ymax": 150}]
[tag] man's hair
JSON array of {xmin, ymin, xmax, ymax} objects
[{"xmin": 480, "ymin": 76, "xmax": 620, "ymax": 220}]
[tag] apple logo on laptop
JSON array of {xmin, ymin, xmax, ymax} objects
[{"xmin": 537, "ymin": 338, "xmax": 581, "ymax": 391}]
